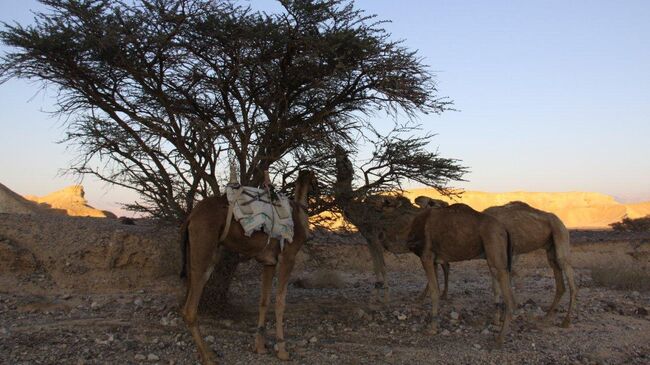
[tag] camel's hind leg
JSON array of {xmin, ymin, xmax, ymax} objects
[
  {"xmin": 544, "ymin": 248, "xmax": 566, "ymax": 321},
  {"xmin": 552, "ymin": 250, "xmax": 577, "ymax": 328},
  {"xmin": 484, "ymin": 234, "xmax": 515, "ymax": 345},
  {"xmin": 254, "ymin": 265, "xmax": 276, "ymax": 354},
  {"xmin": 490, "ymin": 273, "xmax": 504, "ymax": 325},
  {"xmin": 182, "ymin": 235, "xmax": 224, "ymax": 365},
  {"xmin": 560, "ymin": 262, "xmax": 577, "ymax": 327},
  {"xmin": 550, "ymin": 223, "xmax": 578, "ymax": 328},
  {"xmin": 492, "ymin": 268, "xmax": 515, "ymax": 345},
  {"xmin": 274, "ymin": 254, "xmax": 296, "ymax": 361},
  {"xmin": 509, "ymin": 255, "xmax": 519, "ymax": 306},
  {"xmin": 420, "ymin": 253, "xmax": 440, "ymax": 334}
]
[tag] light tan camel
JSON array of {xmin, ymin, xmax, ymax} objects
[
  {"xmin": 484, "ymin": 201, "xmax": 578, "ymax": 327},
  {"xmin": 406, "ymin": 203, "xmax": 516, "ymax": 344},
  {"xmin": 180, "ymin": 170, "xmax": 317, "ymax": 364},
  {"xmin": 419, "ymin": 201, "xmax": 579, "ymax": 328}
]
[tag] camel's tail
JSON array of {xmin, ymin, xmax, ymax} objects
[
  {"xmin": 179, "ymin": 219, "xmax": 190, "ymax": 279},
  {"xmin": 506, "ymin": 230, "xmax": 513, "ymax": 273}
]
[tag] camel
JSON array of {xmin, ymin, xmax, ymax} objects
[
  {"xmin": 484, "ymin": 201, "xmax": 578, "ymax": 327},
  {"xmin": 334, "ymin": 145, "xmax": 454, "ymax": 300},
  {"xmin": 180, "ymin": 170, "xmax": 317, "ymax": 364},
  {"xmin": 418, "ymin": 201, "xmax": 579, "ymax": 328},
  {"xmin": 339, "ymin": 194, "xmax": 421, "ymax": 299},
  {"xmin": 406, "ymin": 203, "xmax": 516, "ymax": 344},
  {"xmin": 413, "ymin": 196, "xmax": 451, "ymax": 299}
]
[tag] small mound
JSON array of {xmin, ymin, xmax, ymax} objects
[{"xmin": 292, "ymin": 269, "xmax": 348, "ymax": 289}]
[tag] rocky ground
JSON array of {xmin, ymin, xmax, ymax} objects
[{"xmin": 1, "ymin": 215, "xmax": 649, "ymax": 364}]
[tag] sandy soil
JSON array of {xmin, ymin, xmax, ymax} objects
[{"xmin": 1, "ymin": 214, "xmax": 649, "ymax": 364}]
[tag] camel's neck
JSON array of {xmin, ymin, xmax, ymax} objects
[
  {"xmin": 334, "ymin": 145, "xmax": 354, "ymax": 200},
  {"xmin": 294, "ymin": 182, "xmax": 309, "ymax": 207},
  {"xmin": 293, "ymin": 182, "xmax": 310, "ymax": 233}
]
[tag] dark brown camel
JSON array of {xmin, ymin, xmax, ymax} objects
[
  {"xmin": 406, "ymin": 203, "xmax": 516, "ymax": 344},
  {"xmin": 180, "ymin": 170, "xmax": 317, "ymax": 364},
  {"xmin": 334, "ymin": 145, "xmax": 454, "ymax": 300}
]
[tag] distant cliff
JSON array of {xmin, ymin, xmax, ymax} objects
[
  {"xmin": 4, "ymin": 182, "xmax": 649, "ymax": 228},
  {"xmin": 1, "ymin": 183, "xmax": 114, "ymax": 218},
  {"xmin": 404, "ymin": 189, "xmax": 650, "ymax": 229}
]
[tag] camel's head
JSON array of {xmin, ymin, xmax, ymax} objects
[
  {"xmin": 414, "ymin": 196, "xmax": 449, "ymax": 209},
  {"xmin": 296, "ymin": 169, "xmax": 318, "ymax": 193}
]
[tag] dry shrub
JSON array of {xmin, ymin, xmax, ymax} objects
[
  {"xmin": 609, "ymin": 215, "xmax": 650, "ymax": 232},
  {"xmin": 590, "ymin": 262, "xmax": 650, "ymax": 291}
]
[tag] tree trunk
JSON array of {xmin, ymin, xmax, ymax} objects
[{"xmin": 198, "ymin": 249, "xmax": 241, "ymax": 314}]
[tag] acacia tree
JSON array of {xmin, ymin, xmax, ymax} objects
[{"xmin": 0, "ymin": 0, "xmax": 464, "ymax": 306}]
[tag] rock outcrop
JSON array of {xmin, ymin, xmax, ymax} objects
[
  {"xmin": 0, "ymin": 183, "xmax": 114, "ymax": 218},
  {"xmin": 25, "ymin": 185, "xmax": 114, "ymax": 218}
]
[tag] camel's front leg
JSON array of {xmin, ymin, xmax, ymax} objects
[
  {"xmin": 418, "ymin": 260, "xmax": 449, "ymax": 302},
  {"xmin": 254, "ymin": 265, "xmax": 276, "ymax": 354},
  {"xmin": 367, "ymin": 236, "xmax": 388, "ymax": 303},
  {"xmin": 274, "ymin": 255, "xmax": 296, "ymax": 361},
  {"xmin": 420, "ymin": 253, "xmax": 440, "ymax": 334}
]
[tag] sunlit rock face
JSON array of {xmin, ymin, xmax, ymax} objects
[
  {"xmin": 24, "ymin": 185, "xmax": 114, "ymax": 218},
  {"xmin": 0, "ymin": 183, "xmax": 114, "ymax": 218}
]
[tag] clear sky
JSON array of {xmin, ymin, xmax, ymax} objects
[{"xmin": 1, "ymin": 0, "xmax": 649, "ymax": 215}]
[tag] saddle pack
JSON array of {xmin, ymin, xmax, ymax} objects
[{"xmin": 225, "ymin": 184, "xmax": 294, "ymax": 247}]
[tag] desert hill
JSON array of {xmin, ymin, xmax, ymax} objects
[
  {"xmin": 403, "ymin": 189, "xmax": 650, "ymax": 229},
  {"xmin": 3, "ymin": 181, "xmax": 649, "ymax": 227},
  {"xmin": 0, "ymin": 183, "xmax": 114, "ymax": 218},
  {"xmin": 0, "ymin": 182, "xmax": 42, "ymax": 215}
]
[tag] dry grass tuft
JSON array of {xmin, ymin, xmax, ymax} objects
[{"xmin": 590, "ymin": 263, "xmax": 650, "ymax": 291}]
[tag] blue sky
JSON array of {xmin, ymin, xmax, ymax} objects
[{"xmin": 1, "ymin": 0, "xmax": 649, "ymax": 214}]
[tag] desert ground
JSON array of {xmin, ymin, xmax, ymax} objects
[{"xmin": 1, "ymin": 213, "xmax": 649, "ymax": 365}]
